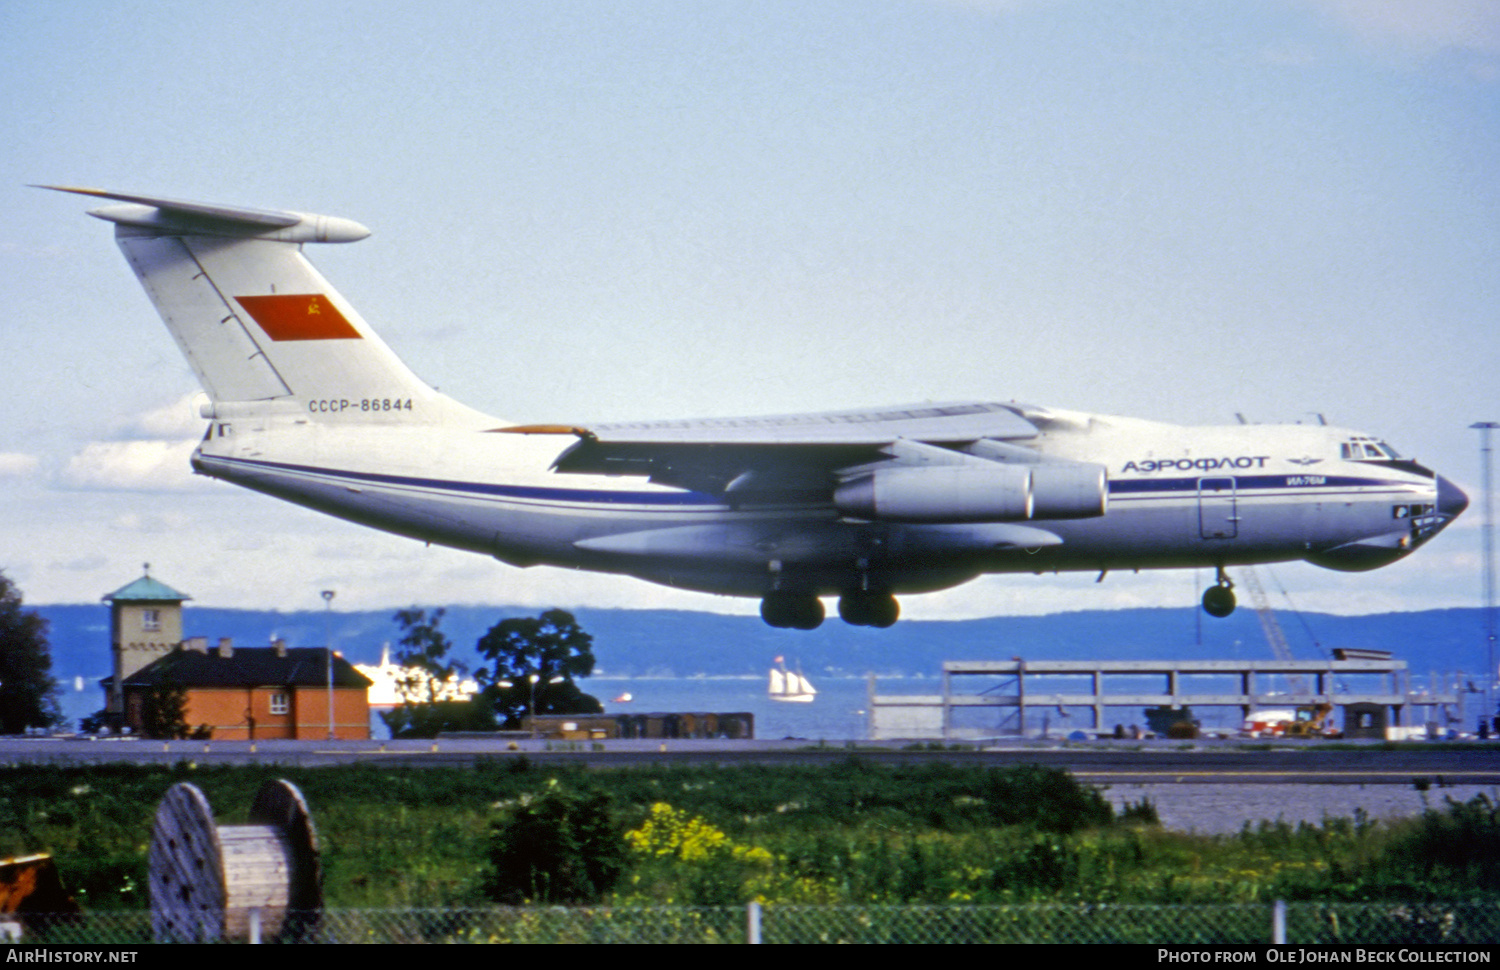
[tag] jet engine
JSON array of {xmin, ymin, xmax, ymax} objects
[
  {"xmin": 834, "ymin": 463, "xmax": 1033, "ymax": 522},
  {"xmin": 1029, "ymin": 461, "xmax": 1109, "ymax": 519},
  {"xmin": 834, "ymin": 460, "xmax": 1107, "ymax": 523}
]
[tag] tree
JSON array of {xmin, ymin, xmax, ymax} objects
[
  {"xmin": 0, "ymin": 571, "xmax": 61, "ymax": 734},
  {"xmin": 138, "ymin": 680, "xmax": 189, "ymax": 739},
  {"xmin": 381, "ymin": 608, "xmax": 494, "ymax": 738},
  {"xmin": 474, "ymin": 609, "xmax": 603, "ymax": 729}
]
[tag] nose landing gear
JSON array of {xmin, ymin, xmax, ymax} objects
[{"xmin": 1202, "ymin": 567, "xmax": 1237, "ymax": 618}]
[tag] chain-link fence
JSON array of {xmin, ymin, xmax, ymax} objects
[{"xmin": 10, "ymin": 901, "xmax": 1500, "ymax": 944}]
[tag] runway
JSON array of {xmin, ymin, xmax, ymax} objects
[
  {"xmin": 1101, "ymin": 781, "xmax": 1498, "ymax": 834},
  {"xmin": 7, "ymin": 736, "xmax": 1494, "ymax": 833},
  {"xmin": 3, "ymin": 736, "xmax": 1496, "ymax": 785}
]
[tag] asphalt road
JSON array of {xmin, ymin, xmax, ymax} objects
[{"xmin": 3, "ymin": 736, "xmax": 1497, "ymax": 785}]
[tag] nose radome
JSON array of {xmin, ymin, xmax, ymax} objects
[{"xmin": 1437, "ymin": 475, "xmax": 1469, "ymax": 519}]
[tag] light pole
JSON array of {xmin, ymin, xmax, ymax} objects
[
  {"xmin": 499, "ymin": 672, "xmax": 564, "ymax": 739},
  {"xmin": 529, "ymin": 673, "xmax": 539, "ymax": 740},
  {"xmin": 321, "ymin": 590, "xmax": 336, "ymax": 740},
  {"xmin": 1472, "ymin": 423, "xmax": 1498, "ymax": 730}
]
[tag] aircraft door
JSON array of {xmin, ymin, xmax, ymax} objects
[{"xmin": 1198, "ymin": 477, "xmax": 1239, "ymax": 539}]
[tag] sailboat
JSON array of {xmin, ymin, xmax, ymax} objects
[{"xmin": 768, "ymin": 656, "xmax": 816, "ymax": 703}]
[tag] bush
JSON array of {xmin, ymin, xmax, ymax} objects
[
  {"xmin": 381, "ymin": 698, "xmax": 496, "ymax": 739},
  {"xmin": 1376, "ymin": 794, "xmax": 1500, "ymax": 895},
  {"xmin": 1119, "ymin": 797, "xmax": 1160, "ymax": 826},
  {"xmin": 482, "ymin": 781, "xmax": 627, "ymax": 904},
  {"xmin": 981, "ymin": 765, "xmax": 1115, "ymax": 833}
]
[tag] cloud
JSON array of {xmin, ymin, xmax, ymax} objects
[
  {"xmin": 130, "ymin": 393, "xmax": 210, "ymax": 438},
  {"xmin": 0, "ymin": 453, "xmax": 40, "ymax": 478},
  {"xmin": 63, "ymin": 439, "xmax": 202, "ymax": 491},
  {"xmin": 60, "ymin": 393, "xmax": 210, "ymax": 491}
]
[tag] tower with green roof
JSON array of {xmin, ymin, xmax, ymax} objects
[{"xmin": 102, "ymin": 565, "xmax": 189, "ymax": 716}]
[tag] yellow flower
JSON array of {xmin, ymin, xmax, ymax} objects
[{"xmin": 626, "ymin": 802, "xmax": 761, "ymax": 863}]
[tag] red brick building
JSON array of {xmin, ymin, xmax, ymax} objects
[{"xmin": 112, "ymin": 638, "xmax": 372, "ymax": 740}]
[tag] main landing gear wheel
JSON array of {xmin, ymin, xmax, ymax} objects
[
  {"xmin": 1202, "ymin": 570, "xmax": 1237, "ymax": 618},
  {"xmin": 760, "ymin": 593, "xmax": 825, "ymax": 630},
  {"xmin": 838, "ymin": 591, "xmax": 900, "ymax": 628}
]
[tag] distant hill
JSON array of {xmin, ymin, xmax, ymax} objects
[{"xmin": 35, "ymin": 601, "xmax": 1491, "ymax": 689}]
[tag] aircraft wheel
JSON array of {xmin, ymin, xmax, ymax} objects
[
  {"xmin": 762, "ymin": 593, "xmax": 824, "ymax": 630},
  {"xmin": 838, "ymin": 595, "xmax": 868, "ymax": 626},
  {"xmin": 839, "ymin": 592, "xmax": 900, "ymax": 628},
  {"xmin": 761, "ymin": 594, "xmax": 792, "ymax": 628},
  {"xmin": 867, "ymin": 595, "xmax": 899, "ymax": 628},
  {"xmin": 790, "ymin": 596, "xmax": 825, "ymax": 630},
  {"xmin": 1202, "ymin": 585, "xmax": 1236, "ymax": 618}
]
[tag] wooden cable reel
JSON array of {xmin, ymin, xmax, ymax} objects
[{"xmin": 149, "ymin": 779, "xmax": 322, "ymax": 943}]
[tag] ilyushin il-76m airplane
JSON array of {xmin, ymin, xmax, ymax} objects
[{"xmin": 47, "ymin": 187, "xmax": 1468, "ymax": 629}]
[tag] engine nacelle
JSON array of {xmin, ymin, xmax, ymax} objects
[
  {"xmin": 834, "ymin": 463, "xmax": 1034, "ymax": 522},
  {"xmin": 834, "ymin": 459, "xmax": 1109, "ymax": 523},
  {"xmin": 1029, "ymin": 461, "xmax": 1109, "ymax": 519}
]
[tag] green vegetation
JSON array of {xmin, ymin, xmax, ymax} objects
[
  {"xmin": 0, "ymin": 571, "xmax": 61, "ymax": 734},
  {"xmin": 382, "ymin": 608, "xmax": 495, "ymax": 738},
  {"xmin": 473, "ymin": 608, "xmax": 603, "ymax": 729},
  {"xmin": 0, "ymin": 761, "xmax": 1494, "ymax": 910},
  {"xmin": 383, "ymin": 607, "xmax": 603, "ymax": 737},
  {"xmin": 138, "ymin": 681, "xmax": 190, "ymax": 740},
  {"xmin": 482, "ymin": 779, "xmax": 627, "ymax": 903}
]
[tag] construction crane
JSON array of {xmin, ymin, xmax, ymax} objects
[{"xmin": 1237, "ymin": 566, "xmax": 1309, "ymax": 695}]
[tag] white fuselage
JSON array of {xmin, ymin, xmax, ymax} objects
[{"xmin": 192, "ymin": 406, "xmax": 1456, "ymax": 599}]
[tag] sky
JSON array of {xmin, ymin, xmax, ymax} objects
[{"xmin": 3, "ymin": 0, "xmax": 1498, "ymax": 619}]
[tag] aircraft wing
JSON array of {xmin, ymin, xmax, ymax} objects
[
  {"xmin": 502, "ymin": 401, "xmax": 1050, "ymax": 499},
  {"xmin": 572, "ymin": 400, "xmax": 1039, "ymax": 445}
]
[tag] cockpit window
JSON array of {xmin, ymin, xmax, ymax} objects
[{"xmin": 1341, "ymin": 437, "xmax": 1400, "ymax": 461}]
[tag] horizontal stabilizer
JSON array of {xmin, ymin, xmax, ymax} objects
[{"xmin": 34, "ymin": 185, "xmax": 370, "ymax": 244}]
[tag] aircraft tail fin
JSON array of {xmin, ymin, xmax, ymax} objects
[{"xmin": 44, "ymin": 186, "xmax": 492, "ymax": 426}]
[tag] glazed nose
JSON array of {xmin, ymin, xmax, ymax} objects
[{"xmin": 1437, "ymin": 475, "xmax": 1469, "ymax": 519}]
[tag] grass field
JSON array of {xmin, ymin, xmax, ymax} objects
[{"xmin": 2, "ymin": 759, "xmax": 1495, "ymax": 909}]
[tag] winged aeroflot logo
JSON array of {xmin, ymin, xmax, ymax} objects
[{"xmin": 235, "ymin": 294, "xmax": 362, "ymax": 341}]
